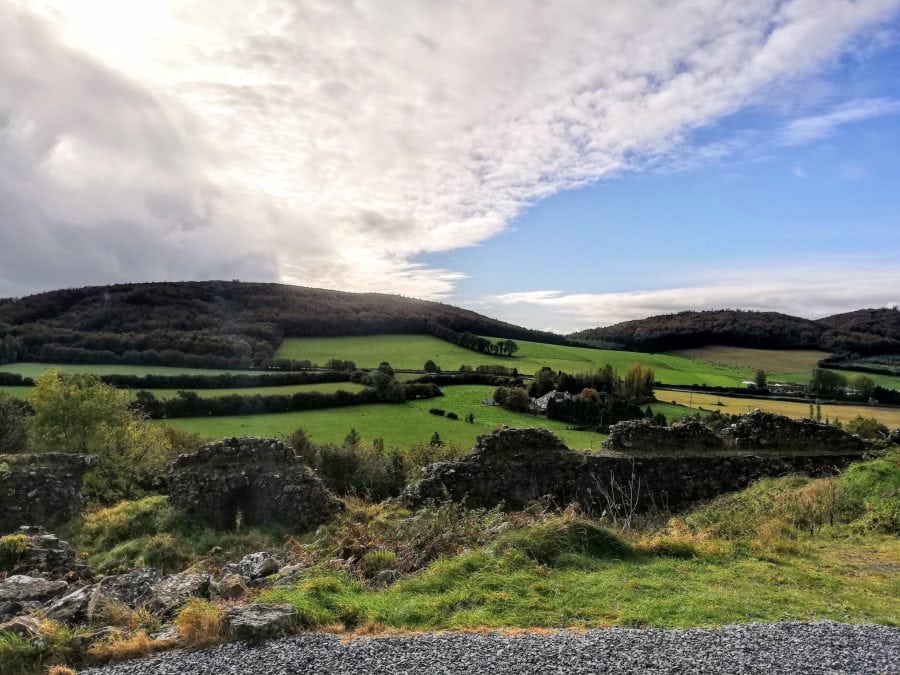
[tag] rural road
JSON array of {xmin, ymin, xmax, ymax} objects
[{"xmin": 82, "ymin": 621, "xmax": 899, "ymax": 674}]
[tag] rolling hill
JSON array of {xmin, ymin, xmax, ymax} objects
[
  {"xmin": 0, "ymin": 281, "xmax": 571, "ymax": 369},
  {"xmin": 570, "ymin": 308, "xmax": 900, "ymax": 355}
]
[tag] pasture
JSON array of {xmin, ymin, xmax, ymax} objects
[
  {"xmin": 0, "ymin": 381, "xmax": 367, "ymax": 400},
  {"xmin": 276, "ymin": 335, "xmax": 754, "ymax": 386},
  {"xmin": 0, "ymin": 362, "xmax": 260, "ymax": 378},
  {"xmin": 166, "ymin": 384, "xmax": 606, "ymax": 450},
  {"xmin": 659, "ymin": 390, "xmax": 900, "ymax": 427}
]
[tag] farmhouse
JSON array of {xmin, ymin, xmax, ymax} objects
[
  {"xmin": 531, "ymin": 389, "xmax": 573, "ymax": 412},
  {"xmin": 769, "ymin": 382, "xmax": 805, "ymax": 396}
]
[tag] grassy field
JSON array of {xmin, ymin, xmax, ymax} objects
[
  {"xmin": 659, "ymin": 390, "xmax": 900, "ymax": 427},
  {"xmin": 0, "ymin": 381, "xmax": 367, "ymax": 400},
  {"xmin": 670, "ymin": 345, "xmax": 900, "ymax": 390},
  {"xmin": 0, "ymin": 362, "xmax": 261, "ymax": 378},
  {"xmin": 277, "ymin": 335, "xmax": 761, "ymax": 386},
  {"xmin": 167, "ymin": 385, "xmax": 605, "ymax": 450},
  {"xmin": 670, "ymin": 346, "xmax": 829, "ymax": 377}
]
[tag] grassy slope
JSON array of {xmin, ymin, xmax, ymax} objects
[
  {"xmin": 659, "ymin": 390, "xmax": 900, "ymax": 427},
  {"xmin": 0, "ymin": 381, "xmax": 367, "ymax": 401},
  {"xmin": 277, "ymin": 335, "xmax": 753, "ymax": 386},
  {"xmin": 261, "ymin": 535, "xmax": 898, "ymax": 629},
  {"xmin": 167, "ymin": 385, "xmax": 605, "ymax": 450},
  {"xmin": 669, "ymin": 345, "xmax": 900, "ymax": 390}
]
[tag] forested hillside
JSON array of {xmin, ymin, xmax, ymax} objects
[
  {"xmin": 570, "ymin": 308, "xmax": 900, "ymax": 355},
  {"xmin": 0, "ymin": 281, "xmax": 568, "ymax": 368}
]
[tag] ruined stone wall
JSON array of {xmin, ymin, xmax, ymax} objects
[
  {"xmin": 0, "ymin": 453, "xmax": 97, "ymax": 531},
  {"xmin": 720, "ymin": 411, "xmax": 869, "ymax": 453},
  {"xmin": 603, "ymin": 419, "xmax": 724, "ymax": 452},
  {"xmin": 400, "ymin": 427, "xmax": 870, "ymax": 513},
  {"xmin": 168, "ymin": 438, "xmax": 342, "ymax": 530}
]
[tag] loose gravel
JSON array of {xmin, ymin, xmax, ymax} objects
[{"xmin": 82, "ymin": 621, "xmax": 899, "ymax": 674}]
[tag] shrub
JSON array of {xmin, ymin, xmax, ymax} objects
[
  {"xmin": 0, "ymin": 533, "xmax": 29, "ymax": 569},
  {"xmin": 428, "ymin": 408, "xmax": 445, "ymax": 416},
  {"xmin": 360, "ymin": 549, "xmax": 399, "ymax": 578},
  {"xmin": 837, "ymin": 447, "xmax": 899, "ymax": 534},
  {"xmin": 175, "ymin": 599, "xmax": 224, "ymax": 648},
  {"xmin": 446, "ymin": 412, "xmax": 459, "ymax": 420}
]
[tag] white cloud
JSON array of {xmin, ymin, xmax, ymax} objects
[
  {"xmin": 1, "ymin": 0, "xmax": 899, "ymax": 298},
  {"xmin": 479, "ymin": 265, "xmax": 900, "ymax": 333},
  {"xmin": 779, "ymin": 97, "xmax": 900, "ymax": 145}
]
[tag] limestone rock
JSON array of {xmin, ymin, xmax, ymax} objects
[
  {"xmin": 45, "ymin": 585, "xmax": 95, "ymax": 624},
  {"xmin": 147, "ymin": 572, "xmax": 210, "ymax": 616},
  {"xmin": 0, "ymin": 615, "xmax": 43, "ymax": 639},
  {"xmin": 0, "ymin": 575, "xmax": 68, "ymax": 603},
  {"xmin": 225, "ymin": 604, "xmax": 297, "ymax": 641},
  {"xmin": 234, "ymin": 552, "xmax": 280, "ymax": 579},
  {"xmin": 216, "ymin": 574, "xmax": 248, "ymax": 600},
  {"xmin": 167, "ymin": 438, "xmax": 342, "ymax": 530},
  {"xmin": 87, "ymin": 568, "xmax": 164, "ymax": 618}
]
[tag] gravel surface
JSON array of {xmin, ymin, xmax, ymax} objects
[{"xmin": 81, "ymin": 621, "xmax": 899, "ymax": 674}]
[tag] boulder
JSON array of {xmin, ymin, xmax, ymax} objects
[
  {"xmin": 216, "ymin": 574, "xmax": 248, "ymax": 600},
  {"xmin": 0, "ymin": 615, "xmax": 43, "ymax": 640},
  {"xmin": 89, "ymin": 568, "xmax": 164, "ymax": 611},
  {"xmin": 225, "ymin": 604, "xmax": 297, "ymax": 641},
  {"xmin": 146, "ymin": 572, "xmax": 210, "ymax": 616},
  {"xmin": 0, "ymin": 575, "xmax": 68, "ymax": 603},
  {"xmin": 235, "ymin": 552, "xmax": 280, "ymax": 579},
  {"xmin": 45, "ymin": 585, "xmax": 96, "ymax": 624},
  {"xmin": 1, "ymin": 527, "xmax": 81, "ymax": 579}
]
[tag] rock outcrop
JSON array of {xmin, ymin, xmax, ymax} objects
[
  {"xmin": 400, "ymin": 426, "xmax": 871, "ymax": 513},
  {"xmin": 167, "ymin": 438, "xmax": 342, "ymax": 530},
  {"xmin": 0, "ymin": 453, "xmax": 97, "ymax": 530}
]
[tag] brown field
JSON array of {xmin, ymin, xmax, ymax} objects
[
  {"xmin": 669, "ymin": 345, "xmax": 830, "ymax": 376},
  {"xmin": 659, "ymin": 389, "xmax": 900, "ymax": 428}
]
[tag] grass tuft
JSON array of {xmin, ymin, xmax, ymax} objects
[{"xmin": 174, "ymin": 599, "xmax": 225, "ymax": 648}]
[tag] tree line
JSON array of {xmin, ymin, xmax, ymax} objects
[{"xmin": 425, "ymin": 322, "xmax": 520, "ymax": 357}]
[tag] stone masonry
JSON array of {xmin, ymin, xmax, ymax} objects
[
  {"xmin": 167, "ymin": 438, "xmax": 342, "ymax": 530},
  {"xmin": 0, "ymin": 453, "xmax": 98, "ymax": 531},
  {"xmin": 400, "ymin": 425, "xmax": 872, "ymax": 513}
]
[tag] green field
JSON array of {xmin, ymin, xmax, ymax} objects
[
  {"xmin": 277, "ymin": 335, "xmax": 763, "ymax": 386},
  {"xmin": 670, "ymin": 345, "xmax": 900, "ymax": 390},
  {"xmin": 0, "ymin": 381, "xmax": 367, "ymax": 400},
  {"xmin": 167, "ymin": 384, "xmax": 606, "ymax": 450},
  {"xmin": 0, "ymin": 362, "xmax": 261, "ymax": 378}
]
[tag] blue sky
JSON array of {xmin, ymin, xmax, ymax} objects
[{"xmin": 2, "ymin": 1, "xmax": 899, "ymax": 332}]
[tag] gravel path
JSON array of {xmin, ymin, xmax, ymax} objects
[{"xmin": 82, "ymin": 621, "xmax": 899, "ymax": 674}]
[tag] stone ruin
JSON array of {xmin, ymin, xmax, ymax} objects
[
  {"xmin": 0, "ymin": 453, "xmax": 98, "ymax": 531},
  {"xmin": 604, "ymin": 410, "xmax": 869, "ymax": 454},
  {"xmin": 720, "ymin": 411, "xmax": 869, "ymax": 453},
  {"xmin": 603, "ymin": 419, "xmax": 724, "ymax": 453},
  {"xmin": 167, "ymin": 437, "xmax": 342, "ymax": 530},
  {"xmin": 400, "ymin": 424, "xmax": 872, "ymax": 513}
]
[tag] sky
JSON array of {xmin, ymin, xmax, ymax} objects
[{"xmin": 1, "ymin": 0, "xmax": 899, "ymax": 333}]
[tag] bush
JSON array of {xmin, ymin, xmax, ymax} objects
[
  {"xmin": 0, "ymin": 533, "xmax": 29, "ymax": 569},
  {"xmin": 360, "ymin": 549, "xmax": 399, "ymax": 579},
  {"xmin": 428, "ymin": 408, "xmax": 445, "ymax": 416},
  {"xmin": 0, "ymin": 393, "xmax": 27, "ymax": 454},
  {"xmin": 446, "ymin": 412, "xmax": 459, "ymax": 420}
]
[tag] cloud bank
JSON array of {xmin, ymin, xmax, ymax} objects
[
  {"xmin": 1, "ymin": 0, "xmax": 899, "ymax": 302},
  {"xmin": 480, "ymin": 266, "xmax": 900, "ymax": 332}
]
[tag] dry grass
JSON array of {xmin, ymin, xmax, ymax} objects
[
  {"xmin": 659, "ymin": 389, "xmax": 900, "ymax": 427},
  {"xmin": 670, "ymin": 345, "xmax": 830, "ymax": 373},
  {"xmin": 45, "ymin": 667, "xmax": 76, "ymax": 675},
  {"xmin": 87, "ymin": 631, "xmax": 166, "ymax": 663},
  {"xmin": 174, "ymin": 599, "xmax": 225, "ymax": 648}
]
